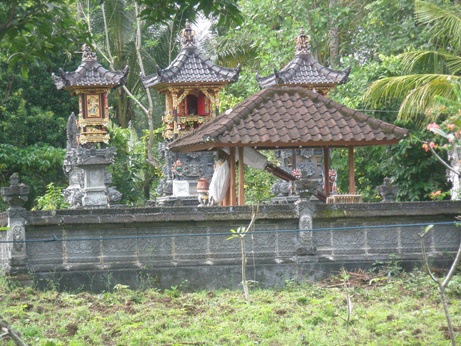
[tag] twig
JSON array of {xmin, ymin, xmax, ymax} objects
[
  {"xmin": 419, "ymin": 224, "xmax": 460, "ymax": 346},
  {"xmin": 0, "ymin": 320, "xmax": 28, "ymax": 346}
]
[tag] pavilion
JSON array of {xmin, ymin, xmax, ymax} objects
[{"xmin": 168, "ymin": 86, "xmax": 409, "ymax": 206}]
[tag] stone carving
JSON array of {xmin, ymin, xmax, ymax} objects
[
  {"xmin": 12, "ymin": 226, "xmax": 25, "ymax": 252},
  {"xmin": 297, "ymin": 161, "xmax": 316, "ymax": 178},
  {"xmin": 156, "ymin": 179, "xmax": 173, "ymax": 197},
  {"xmin": 376, "ymin": 177, "xmax": 398, "ymax": 202},
  {"xmin": 271, "ymin": 148, "xmax": 323, "ymax": 204},
  {"xmin": 1, "ymin": 173, "xmax": 29, "ymax": 209},
  {"xmin": 271, "ymin": 180, "xmax": 292, "ymax": 197},
  {"xmin": 107, "ymin": 187, "xmax": 122, "ymax": 203},
  {"xmin": 293, "ymin": 178, "xmax": 321, "ymax": 199},
  {"xmin": 63, "ymin": 116, "xmax": 121, "ymax": 208}
]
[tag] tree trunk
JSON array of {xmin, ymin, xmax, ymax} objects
[{"xmin": 329, "ymin": 0, "xmax": 340, "ymax": 68}]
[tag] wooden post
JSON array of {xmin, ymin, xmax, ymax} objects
[
  {"xmin": 348, "ymin": 146, "xmax": 356, "ymax": 194},
  {"xmin": 238, "ymin": 147, "xmax": 245, "ymax": 206},
  {"xmin": 324, "ymin": 146, "xmax": 330, "ymax": 197},
  {"xmin": 229, "ymin": 147, "xmax": 236, "ymax": 206}
]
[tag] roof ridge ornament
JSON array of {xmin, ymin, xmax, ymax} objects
[
  {"xmin": 295, "ymin": 28, "xmax": 311, "ymax": 55},
  {"xmin": 180, "ymin": 19, "xmax": 196, "ymax": 48},
  {"xmin": 78, "ymin": 44, "xmax": 97, "ymax": 62}
]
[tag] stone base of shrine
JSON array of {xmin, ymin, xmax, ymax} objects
[{"xmin": 153, "ymin": 195, "xmax": 201, "ymax": 207}]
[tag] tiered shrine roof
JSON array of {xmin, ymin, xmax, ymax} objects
[
  {"xmin": 256, "ymin": 29, "xmax": 349, "ymax": 90},
  {"xmin": 141, "ymin": 20, "xmax": 240, "ymax": 90},
  {"xmin": 52, "ymin": 45, "xmax": 129, "ymax": 92}
]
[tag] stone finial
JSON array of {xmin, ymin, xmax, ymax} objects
[
  {"xmin": 79, "ymin": 44, "xmax": 97, "ymax": 62},
  {"xmin": 1, "ymin": 174, "xmax": 30, "ymax": 208},
  {"xmin": 180, "ymin": 19, "xmax": 196, "ymax": 48},
  {"xmin": 295, "ymin": 28, "xmax": 311, "ymax": 54},
  {"xmin": 377, "ymin": 177, "xmax": 398, "ymax": 202}
]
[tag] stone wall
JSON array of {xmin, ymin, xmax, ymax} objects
[{"xmin": 1, "ymin": 201, "xmax": 460, "ymax": 291}]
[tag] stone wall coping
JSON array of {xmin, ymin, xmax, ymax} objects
[
  {"xmin": 24, "ymin": 204, "xmax": 298, "ymax": 226},
  {"xmin": 315, "ymin": 200, "xmax": 461, "ymax": 219}
]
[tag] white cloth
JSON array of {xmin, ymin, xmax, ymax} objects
[
  {"xmin": 209, "ymin": 160, "xmax": 230, "ymax": 204},
  {"xmin": 222, "ymin": 147, "xmax": 267, "ymax": 170},
  {"xmin": 172, "ymin": 180, "xmax": 190, "ymax": 197}
]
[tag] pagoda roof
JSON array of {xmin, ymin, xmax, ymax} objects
[
  {"xmin": 168, "ymin": 86, "xmax": 409, "ymax": 152},
  {"xmin": 141, "ymin": 20, "xmax": 240, "ymax": 90},
  {"xmin": 52, "ymin": 45, "xmax": 129, "ymax": 92},
  {"xmin": 256, "ymin": 29, "xmax": 350, "ymax": 89}
]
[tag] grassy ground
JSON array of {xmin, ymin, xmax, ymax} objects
[{"xmin": 1, "ymin": 267, "xmax": 461, "ymax": 345}]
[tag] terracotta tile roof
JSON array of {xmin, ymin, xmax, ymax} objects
[
  {"xmin": 141, "ymin": 47, "xmax": 241, "ymax": 89},
  {"xmin": 52, "ymin": 60, "xmax": 129, "ymax": 91},
  {"xmin": 168, "ymin": 86, "xmax": 409, "ymax": 152},
  {"xmin": 256, "ymin": 53, "xmax": 350, "ymax": 89}
]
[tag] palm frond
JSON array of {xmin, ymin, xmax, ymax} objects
[
  {"xmin": 364, "ymin": 74, "xmax": 461, "ymax": 122},
  {"xmin": 399, "ymin": 77, "xmax": 460, "ymax": 123},
  {"xmin": 398, "ymin": 50, "xmax": 455, "ymax": 74},
  {"xmin": 415, "ymin": 0, "xmax": 461, "ymax": 52},
  {"xmin": 445, "ymin": 55, "xmax": 461, "ymax": 75}
]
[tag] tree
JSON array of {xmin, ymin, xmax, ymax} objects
[
  {"xmin": 0, "ymin": 0, "xmax": 90, "ymax": 75},
  {"xmin": 364, "ymin": 0, "xmax": 461, "ymax": 125}
]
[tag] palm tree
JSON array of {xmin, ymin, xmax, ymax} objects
[{"xmin": 364, "ymin": 0, "xmax": 461, "ymax": 125}]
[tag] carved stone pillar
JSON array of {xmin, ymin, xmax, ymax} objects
[
  {"xmin": 1, "ymin": 173, "xmax": 29, "ymax": 274},
  {"xmin": 296, "ymin": 200, "xmax": 317, "ymax": 256}
]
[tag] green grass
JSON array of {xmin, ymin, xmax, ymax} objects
[{"xmin": 1, "ymin": 270, "xmax": 461, "ymax": 345}]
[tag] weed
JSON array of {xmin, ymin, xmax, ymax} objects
[
  {"xmin": 102, "ymin": 271, "xmax": 114, "ymax": 293},
  {"xmin": 283, "ymin": 277, "xmax": 300, "ymax": 291},
  {"xmin": 447, "ymin": 275, "xmax": 461, "ymax": 297},
  {"xmin": 137, "ymin": 272, "xmax": 159, "ymax": 291},
  {"xmin": 370, "ymin": 254, "xmax": 403, "ymax": 276},
  {"xmin": 163, "ymin": 280, "xmax": 190, "ymax": 298}
]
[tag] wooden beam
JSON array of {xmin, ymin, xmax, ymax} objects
[
  {"xmin": 348, "ymin": 146, "xmax": 356, "ymax": 194},
  {"xmin": 238, "ymin": 147, "xmax": 245, "ymax": 206},
  {"xmin": 229, "ymin": 147, "xmax": 236, "ymax": 206},
  {"xmin": 324, "ymin": 146, "xmax": 330, "ymax": 197}
]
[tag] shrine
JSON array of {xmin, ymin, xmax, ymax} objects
[
  {"xmin": 256, "ymin": 28, "xmax": 353, "ymax": 202},
  {"xmin": 168, "ymin": 29, "xmax": 408, "ymax": 206},
  {"xmin": 52, "ymin": 44, "xmax": 128, "ymax": 207},
  {"xmin": 141, "ymin": 20, "xmax": 241, "ymax": 204}
]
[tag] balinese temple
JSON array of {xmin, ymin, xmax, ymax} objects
[
  {"xmin": 256, "ymin": 29, "xmax": 351, "ymax": 200},
  {"xmin": 141, "ymin": 20, "xmax": 241, "ymax": 203},
  {"xmin": 167, "ymin": 29, "xmax": 408, "ymax": 206},
  {"xmin": 52, "ymin": 44, "xmax": 128, "ymax": 207}
]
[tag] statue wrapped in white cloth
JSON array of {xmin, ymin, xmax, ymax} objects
[{"xmin": 208, "ymin": 159, "xmax": 230, "ymax": 205}]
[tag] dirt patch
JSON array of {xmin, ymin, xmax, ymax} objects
[{"xmin": 65, "ymin": 322, "xmax": 78, "ymax": 337}]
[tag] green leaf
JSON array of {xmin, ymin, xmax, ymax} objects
[{"xmin": 424, "ymin": 224, "xmax": 434, "ymax": 234}]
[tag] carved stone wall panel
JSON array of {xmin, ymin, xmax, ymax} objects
[
  {"xmin": 400, "ymin": 226, "xmax": 428, "ymax": 253},
  {"xmin": 138, "ymin": 227, "xmax": 174, "ymax": 263},
  {"xmin": 209, "ymin": 227, "xmax": 241, "ymax": 258},
  {"xmin": 312, "ymin": 230, "xmax": 332, "ymax": 247},
  {"xmin": 102, "ymin": 229, "xmax": 137, "ymax": 262},
  {"xmin": 276, "ymin": 232, "xmax": 297, "ymax": 257},
  {"xmin": 432, "ymin": 226, "xmax": 461, "ymax": 252},
  {"xmin": 65, "ymin": 229, "xmax": 102, "ymax": 264},
  {"xmin": 366, "ymin": 229, "xmax": 399, "ymax": 254},
  {"xmin": 174, "ymin": 228, "xmax": 208, "ymax": 260},
  {"xmin": 332, "ymin": 230, "xmax": 365, "ymax": 255},
  {"xmin": 26, "ymin": 230, "xmax": 63, "ymax": 265}
]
